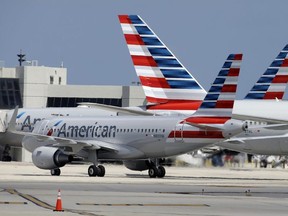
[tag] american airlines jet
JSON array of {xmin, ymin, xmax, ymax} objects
[{"xmin": 21, "ymin": 54, "xmax": 245, "ymax": 177}]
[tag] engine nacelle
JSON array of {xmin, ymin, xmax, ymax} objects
[
  {"xmin": 124, "ymin": 160, "xmax": 150, "ymax": 171},
  {"xmin": 32, "ymin": 146, "xmax": 73, "ymax": 170},
  {"xmin": 222, "ymin": 119, "xmax": 248, "ymax": 138}
]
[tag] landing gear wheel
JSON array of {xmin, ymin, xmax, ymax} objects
[
  {"xmin": 148, "ymin": 167, "xmax": 158, "ymax": 178},
  {"xmin": 157, "ymin": 166, "xmax": 166, "ymax": 178},
  {"xmin": 51, "ymin": 168, "xmax": 61, "ymax": 176},
  {"xmin": 97, "ymin": 165, "xmax": 106, "ymax": 177},
  {"xmin": 88, "ymin": 165, "xmax": 98, "ymax": 177}
]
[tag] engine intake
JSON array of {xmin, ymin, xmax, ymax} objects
[{"xmin": 32, "ymin": 146, "xmax": 73, "ymax": 170}]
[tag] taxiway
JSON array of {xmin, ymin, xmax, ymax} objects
[{"xmin": 0, "ymin": 162, "xmax": 288, "ymax": 215}]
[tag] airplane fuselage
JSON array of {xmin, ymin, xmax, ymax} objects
[{"xmin": 24, "ymin": 116, "xmax": 226, "ymax": 159}]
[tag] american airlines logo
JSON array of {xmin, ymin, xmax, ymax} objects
[
  {"xmin": 19, "ymin": 115, "xmax": 43, "ymax": 131},
  {"xmin": 56, "ymin": 122, "xmax": 117, "ymax": 138}
]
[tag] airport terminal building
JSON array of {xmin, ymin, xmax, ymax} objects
[{"xmin": 0, "ymin": 64, "xmax": 146, "ymax": 161}]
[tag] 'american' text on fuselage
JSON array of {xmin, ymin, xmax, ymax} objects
[{"xmin": 56, "ymin": 122, "xmax": 117, "ymax": 138}]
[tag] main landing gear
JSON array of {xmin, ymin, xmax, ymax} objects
[
  {"xmin": 148, "ymin": 165, "xmax": 166, "ymax": 178},
  {"xmin": 147, "ymin": 158, "xmax": 166, "ymax": 178},
  {"xmin": 88, "ymin": 165, "xmax": 106, "ymax": 177}
]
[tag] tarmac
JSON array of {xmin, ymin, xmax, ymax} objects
[{"xmin": 1, "ymin": 162, "xmax": 288, "ymax": 215}]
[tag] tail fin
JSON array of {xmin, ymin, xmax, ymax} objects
[
  {"xmin": 245, "ymin": 44, "xmax": 288, "ymax": 100},
  {"xmin": 186, "ymin": 54, "xmax": 242, "ymax": 124},
  {"xmin": 118, "ymin": 15, "xmax": 206, "ymax": 104}
]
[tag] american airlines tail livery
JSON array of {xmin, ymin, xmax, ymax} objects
[
  {"xmin": 21, "ymin": 54, "xmax": 246, "ymax": 178},
  {"xmin": 118, "ymin": 14, "xmax": 206, "ymax": 114}
]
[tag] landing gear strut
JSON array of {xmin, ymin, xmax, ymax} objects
[
  {"xmin": 87, "ymin": 150, "xmax": 106, "ymax": 177},
  {"xmin": 88, "ymin": 165, "xmax": 106, "ymax": 177}
]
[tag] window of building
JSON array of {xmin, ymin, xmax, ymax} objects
[
  {"xmin": 47, "ymin": 97, "xmax": 122, "ymax": 107},
  {"xmin": 50, "ymin": 76, "xmax": 54, "ymax": 84},
  {"xmin": 0, "ymin": 78, "xmax": 22, "ymax": 109}
]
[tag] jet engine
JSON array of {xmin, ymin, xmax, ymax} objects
[
  {"xmin": 222, "ymin": 119, "xmax": 248, "ymax": 138},
  {"xmin": 32, "ymin": 146, "xmax": 73, "ymax": 170},
  {"xmin": 124, "ymin": 160, "xmax": 150, "ymax": 171}
]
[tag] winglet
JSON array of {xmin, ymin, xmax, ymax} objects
[
  {"xmin": 245, "ymin": 44, "xmax": 288, "ymax": 100},
  {"xmin": 7, "ymin": 106, "xmax": 18, "ymax": 131}
]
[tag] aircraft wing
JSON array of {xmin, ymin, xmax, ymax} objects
[
  {"xmin": 78, "ymin": 102, "xmax": 156, "ymax": 116},
  {"xmin": 22, "ymin": 133, "xmax": 145, "ymax": 159},
  {"xmin": 224, "ymin": 133, "xmax": 288, "ymax": 143}
]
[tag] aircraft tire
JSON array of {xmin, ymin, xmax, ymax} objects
[
  {"xmin": 97, "ymin": 165, "xmax": 106, "ymax": 177},
  {"xmin": 51, "ymin": 168, "xmax": 61, "ymax": 176},
  {"xmin": 148, "ymin": 167, "xmax": 158, "ymax": 178},
  {"xmin": 157, "ymin": 166, "xmax": 166, "ymax": 178},
  {"xmin": 88, "ymin": 165, "xmax": 98, "ymax": 177}
]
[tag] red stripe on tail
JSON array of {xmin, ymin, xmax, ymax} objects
[
  {"xmin": 169, "ymin": 130, "xmax": 224, "ymax": 139},
  {"xmin": 147, "ymin": 101, "xmax": 202, "ymax": 110},
  {"xmin": 233, "ymin": 54, "xmax": 243, "ymax": 60},
  {"xmin": 281, "ymin": 59, "xmax": 288, "ymax": 67},
  {"xmin": 221, "ymin": 85, "xmax": 237, "ymax": 92},
  {"xmin": 215, "ymin": 100, "xmax": 234, "ymax": 108},
  {"xmin": 263, "ymin": 92, "xmax": 284, "ymax": 99},
  {"xmin": 272, "ymin": 75, "xmax": 288, "ymax": 83},
  {"xmin": 124, "ymin": 34, "xmax": 145, "ymax": 45},
  {"xmin": 139, "ymin": 76, "xmax": 170, "ymax": 88},
  {"xmin": 118, "ymin": 15, "xmax": 131, "ymax": 24},
  {"xmin": 185, "ymin": 116, "xmax": 230, "ymax": 124},
  {"xmin": 228, "ymin": 68, "xmax": 240, "ymax": 76},
  {"xmin": 131, "ymin": 56, "xmax": 157, "ymax": 67}
]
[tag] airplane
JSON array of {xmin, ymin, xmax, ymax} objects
[{"xmin": 21, "ymin": 53, "xmax": 246, "ymax": 178}]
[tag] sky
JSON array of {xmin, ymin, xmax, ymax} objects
[{"xmin": 1, "ymin": 0, "xmax": 288, "ymax": 99}]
